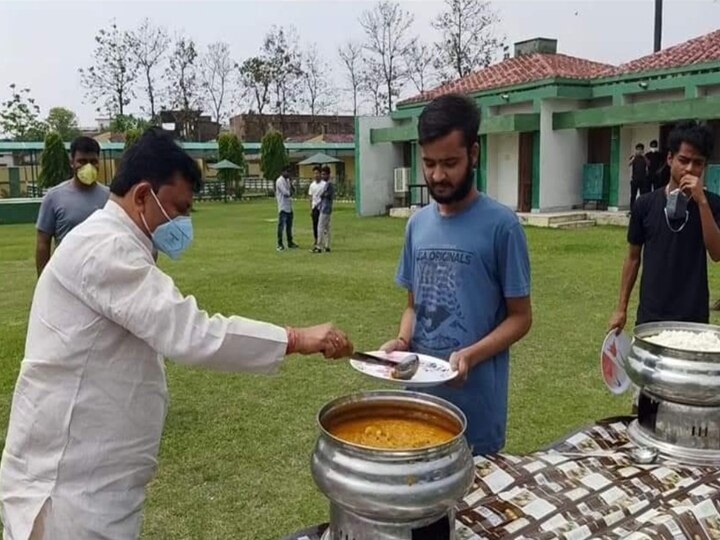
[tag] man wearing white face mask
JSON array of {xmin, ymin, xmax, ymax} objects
[
  {"xmin": 35, "ymin": 136, "xmax": 109, "ymax": 276},
  {"xmin": 0, "ymin": 129, "xmax": 354, "ymax": 540}
]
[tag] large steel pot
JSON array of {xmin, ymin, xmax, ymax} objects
[
  {"xmin": 311, "ymin": 390, "xmax": 474, "ymax": 539},
  {"xmin": 624, "ymin": 322, "xmax": 720, "ymax": 406}
]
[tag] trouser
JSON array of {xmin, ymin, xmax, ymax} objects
[
  {"xmin": 630, "ymin": 181, "xmax": 650, "ymax": 210},
  {"xmin": 277, "ymin": 211, "xmax": 294, "ymax": 247},
  {"xmin": 311, "ymin": 207, "xmax": 320, "ymax": 243},
  {"xmin": 318, "ymin": 212, "xmax": 332, "ymax": 250}
]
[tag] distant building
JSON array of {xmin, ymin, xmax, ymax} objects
[
  {"xmin": 229, "ymin": 113, "xmax": 354, "ymax": 142},
  {"xmin": 159, "ymin": 110, "xmax": 220, "ymax": 142},
  {"xmin": 356, "ymin": 31, "xmax": 720, "ymax": 216}
]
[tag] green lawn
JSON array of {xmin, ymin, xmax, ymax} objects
[{"xmin": 1, "ymin": 200, "xmax": 719, "ymax": 539}]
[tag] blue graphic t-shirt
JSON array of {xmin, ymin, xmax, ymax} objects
[{"xmin": 396, "ymin": 194, "xmax": 531, "ymax": 455}]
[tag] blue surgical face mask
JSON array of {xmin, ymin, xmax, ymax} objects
[{"xmin": 140, "ymin": 189, "xmax": 193, "ymax": 260}]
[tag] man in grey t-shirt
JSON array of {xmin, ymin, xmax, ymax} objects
[{"xmin": 36, "ymin": 137, "xmax": 109, "ymax": 276}]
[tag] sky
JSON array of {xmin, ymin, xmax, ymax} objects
[{"xmin": 1, "ymin": 0, "xmax": 719, "ymax": 126}]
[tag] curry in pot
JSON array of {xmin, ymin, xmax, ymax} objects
[{"xmin": 329, "ymin": 415, "xmax": 457, "ymax": 450}]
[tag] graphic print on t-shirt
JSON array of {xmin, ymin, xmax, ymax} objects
[{"xmin": 413, "ymin": 248, "xmax": 471, "ymax": 356}]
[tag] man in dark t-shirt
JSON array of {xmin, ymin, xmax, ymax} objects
[
  {"xmin": 629, "ymin": 143, "xmax": 649, "ymax": 210},
  {"xmin": 609, "ymin": 121, "xmax": 720, "ymax": 333}
]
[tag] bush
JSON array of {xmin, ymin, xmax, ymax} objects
[
  {"xmin": 124, "ymin": 129, "xmax": 143, "ymax": 151},
  {"xmin": 39, "ymin": 131, "xmax": 72, "ymax": 189},
  {"xmin": 260, "ymin": 129, "xmax": 288, "ymax": 184},
  {"xmin": 217, "ymin": 133, "xmax": 246, "ymax": 200}
]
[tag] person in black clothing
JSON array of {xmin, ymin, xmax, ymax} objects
[
  {"xmin": 645, "ymin": 139, "xmax": 665, "ymax": 191},
  {"xmin": 629, "ymin": 143, "xmax": 649, "ymax": 210},
  {"xmin": 609, "ymin": 121, "xmax": 720, "ymax": 334}
]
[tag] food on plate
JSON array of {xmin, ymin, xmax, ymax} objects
[
  {"xmin": 645, "ymin": 330, "xmax": 720, "ymax": 352},
  {"xmin": 329, "ymin": 416, "xmax": 457, "ymax": 450}
]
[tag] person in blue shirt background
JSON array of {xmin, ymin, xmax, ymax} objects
[{"xmin": 381, "ymin": 93, "xmax": 533, "ymax": 455}]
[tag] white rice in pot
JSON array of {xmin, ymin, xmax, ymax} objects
[{"xmin": 645, "ymin": 330, "xmax": 720, "ymax": 352}]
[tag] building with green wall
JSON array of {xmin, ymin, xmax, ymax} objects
[{"xmin": 355, "ymin": 30, "xmax": 720, "ymax": 216}]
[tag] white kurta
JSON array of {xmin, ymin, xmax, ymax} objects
[{"xmin": 0, "ymin": 200, "xmax": 288, "ymax": 540}]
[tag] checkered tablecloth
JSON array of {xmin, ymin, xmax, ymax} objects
[{"xmin": 283, "ymin": 417, "xmax": 720, "ymax": 539}]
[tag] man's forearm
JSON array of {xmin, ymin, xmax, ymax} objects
[
  {"xmin": 464, "ymin": 311, "xmax": 531, "ymax": 367},
  {"xmin": 398, "ymin": 307, "xmax": 415, "ymax": 343},
  {"xmin": 698, "ymin": 200, "xmax": 720, "ymax": 261},
  {"xmin": 617, "ymin": 257, "xmax": 640, "ymax": 311},
  {"xmin": 36, "ymin": 245, "xmax": 50, "ymax": 277}
]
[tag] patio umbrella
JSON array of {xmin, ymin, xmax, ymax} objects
[
  {"xmin": 209, "ymin": 159, "xmax": 243, "ymax": 170},
  {"xmin": 297, "ymin": 152, "xmax": 342, "ymax": 166},
  {"xmin": 209, "ymin": 160, "xmax": 243, "ymax": 202}
]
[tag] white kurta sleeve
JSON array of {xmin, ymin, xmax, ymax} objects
[{"xmin": 77, "ymin": 238, "xmax": 288, "ymax": 373}]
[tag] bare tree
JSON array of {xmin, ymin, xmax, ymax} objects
[
  {"xmin": 126, "ymin": 19, "xmax": 168, "ymax": 120},
  {"xmin": 201, "ymin": 42, "xmax": 234, "ymax": 123},
  {"xmin": 302, "ymin": 44, "xmax": 332, "ymax": 117},
  {"xmin": 433, "ymin": 0, "xmax": 504, "ymax": 82},
  {"xmin": 405, "ymin": 42, "xmax": 436, "ymax": 94},
  {"xmin": 262, "ymin": 26, "xmax": 303, "ymax": 116},
  {"xmin": 79, "ymin": 21, "xmax": 137, "ymax": 116},
  {"xmin": 361, "ymin": 59, "xmax": 388, "ymax": 116},
  {"xmin": 238, "ymin": 56, "xmax": 273, "ymax": 115},
  {"xmin": 165, "ymin": 35, "xmax": 200, "ymax": 140},
  {"xmin": 338, "ymin": 42, "xmax": 363, "ymax": 116},
  {"xmin": 359, "ymin": 1, "xmax": 416, "ymax": 112}
]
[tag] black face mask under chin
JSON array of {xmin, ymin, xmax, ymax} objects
[{"xmin": 664, "ymin": 188, "xmax": 689, "ymax": 232}]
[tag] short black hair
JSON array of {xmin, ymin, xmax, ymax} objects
[
  {"xmin": 650, "ymin": 139, "xmax": 658, "ymax": 147},
  {"xmin": 635, "ymin": 143, "xmax": 645, "ymax": 151},
  {"xmin": 668, "ymin": 121, "xmax": 714, "ymax": 159},
  {"xmin": 110, "ymin": 128, "xmax": 202, "ymax": 196},
  {"xmin": 418, "ymin": 93, "xmax": 480, "ymax": 149},
  {"xmin": 321, "ymin": 165, "xmax": 331, "ymax": 174},
  {"xmin": 70, "ymin": 136, "xmax": 100, "ymax": 157},
  {"xmin": 312, "ymin": 165, "xmax": 322, "ymax": 172}
]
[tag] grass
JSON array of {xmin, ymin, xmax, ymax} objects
[{"xmin": 2, "ymin": 199, "xmax": 720, "ymax": 539}]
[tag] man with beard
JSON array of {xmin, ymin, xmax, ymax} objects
[{"xmin": 381, "ymin": 94, "xmax": 532, "ymax": 455}]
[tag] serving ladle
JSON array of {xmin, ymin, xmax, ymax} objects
[{"xmin": 351, "ymin": 352, "xmax": 420, "ymax": 380}]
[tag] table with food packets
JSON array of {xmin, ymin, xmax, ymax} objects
[
  {"xmin": 284, "ymin": 416, "xmax": 720, "ymax": 540},
  {"xmin": 285, "ymin": 327, "xmax": 720, "ymax": 540}
]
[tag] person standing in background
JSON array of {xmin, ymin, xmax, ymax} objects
[
  {"xmin": 276, "ymin": 166, "xmax": 298, "ymax": 251},
  {"xmin": 609, "ymin": 121, "xmax": 720, "ymax": 333},
  {"xmin": 35, "ymin": 136, "xmax": 109, "ymax": 276},
  {"xmin": 629, "ymin": 143, "xmax": 649, "ymax": 211},
  {"xmin": 646, "ymin": 140, "xmax": 664, "ymax": 191},
  {"xmin": 314, "ymin": 166, "xmax": 335, "ymax": 253},
  {"xmin": 308, "ymin": 165, "xmax": 326, "ymax": 248}
]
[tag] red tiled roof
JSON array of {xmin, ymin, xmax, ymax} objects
[
  {"xmin": 323, "ymin": 133, "xmax": 354, "ymax": 143},
  {"xmin": 285, "ymin": 133, "xmax": 354, "ymax": 143},
  {"xmin": 400, "ymin": 30, "xmax": 720, "ymax": 107},
  {"xmin": 400, "ymin": 53, "xmax": 614, "ymax": 105},
  {"xmin": 612, "ymin": 29, "xmax": 720, "ymax": 76}
]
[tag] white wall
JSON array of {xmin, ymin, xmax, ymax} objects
[
  {"xmin": 356, "ymin": 117, "xmax": 404, "ymax": 216},
  {"xmin": 491, "ymin": 101, "xmax": 535, "ymax": 116},
  {"xmin": 616, "ymin": 123, "xmax": 660, "ymax": 210},
  {"xmin": 539, "ymin": 99, "xmax": 587, "ymax": 211},
  {"xmin": 487, "ymin": 133, "xmax": 519, "ymax": 210},
  {"xmin": 627, "ymin": 89, "xmax": 684, "ymax": 104}
]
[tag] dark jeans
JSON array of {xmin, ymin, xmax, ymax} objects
[
  {"xmin": 630, "ymin": 181, "xmax": 650, "ymax": 210},
  {"xmin": 278, "ymin": 211, "xmax": 294, "ymax": 247},
  {"xmin": 311, "ymin": 207, "xmax": 320, "ymax": 243}
]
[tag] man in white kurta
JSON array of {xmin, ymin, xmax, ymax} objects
[{"xmin": 0, "ymin": 129, "xmax": 351, "ymax": 540}]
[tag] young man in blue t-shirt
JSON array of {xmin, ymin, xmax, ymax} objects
[{"xmin": 381, "ymin": 94, "xmax": 533, "ymax": 455}]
